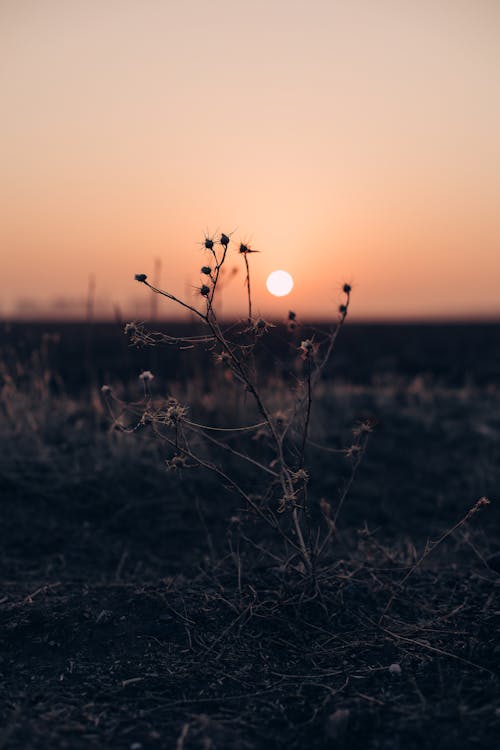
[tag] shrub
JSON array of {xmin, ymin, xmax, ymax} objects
[{"xmin": 106, "ymin": 232, "xmax": 371, "ymax": 578}]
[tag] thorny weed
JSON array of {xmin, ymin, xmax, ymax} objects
[{"xmin": 105, "ymin": 232, "xmax": 372, "ymax": 582}]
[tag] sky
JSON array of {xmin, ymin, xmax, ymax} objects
[{"xmin": 1, "ymin": 0, "xmax": 499, "ymax": 321}]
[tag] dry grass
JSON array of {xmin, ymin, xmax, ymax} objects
[{"xmin": 1, "ymin": 312, "xmax": 499, "ymax": 748}]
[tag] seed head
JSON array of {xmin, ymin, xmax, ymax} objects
[
  {"xmin": 249, "ymin": 317, "xmax": 274, "ymax": 336},
  {"xmin": 339, "ymin": 304, "xmax": 347, "ymax": 314},
  {"xmin": 239, "ymin": 242, "xmax": 259, "ymax": 254},
  {"xmin": 343, "ymin": 283, "xmax": 352, "ymax": 294},
  {"xmin": 166, "ymin": 454, "xmax": 187, "ymax": 472},
  {"xmin": 299, "ymin": 338, "xmax": 319, "ymax": 361},
  {"xmin": 291, "ymin": 468, "xmax": 309, "ymax": 484},
  {"xmin": 101, "ymin": 384, "xmax": 111, "ymax": 393},
  {"xmin": 150, "ymin": 399, "xmax": 188, "ymax": 427},
  {"xmin": 220, "ymin": 233, "xmax": 230, "ymax": 248},
  {"xmin": 204, "ymin": 237, "xmax": 214, "ymax": 251},
  {"xmin": 352, "ymin": 418, "xmax": 376, "ymax": 436},
  {"xmin": 200, "ymin": 284, "xmax": 210, "ymax": 297},
  {"xmin": 345, "ymin": 444, "xmax": 363, "ymax": 458},
  {"xmin": 286, "ymin": 310, "xmax": 298, "ymax": 332},
  {"xmin": 124, "ymin": 321, "xmax": 138, "ymax": 335},
  {"xmin": 469, "ymin": 496, "xmax": 490, "ymax": 515},
  {"xmin": 201, "ymin": 266, "xmax": 212, "ymax": 275},
  {"xmin": 139, "ymin": 370, "xmax": 154, "ymax": 382},
  {"xmin": 214, "ymin": 350, "xmax": 231, "ymax": 366},
  {"xmin": 299, "ymin": 339, "xmax": 315, "ymax": 359},
  {"xmin": 135, "ymin": 274, "xmax": 147, "ymax": 283},
  {"xmin": 165, "ymin": 399, "xmax": 187, "ymax": 425}
]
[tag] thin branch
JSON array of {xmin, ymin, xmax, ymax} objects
[
  {"xmin": 183, "ymin": 419, "xmax": 267, "ymax": 433},
  {"xmin": 381, "ymin": 497, "xmax": 490, "ymax": 619},
  {"xmin": 150, "ymin": 424, "xmax": 302, "ymax": 554},
  {"xmin": 243, "ymin": 253, "xmax": 252, "ymax": 323},
  {"xmin": 143, "ymin": 281, "xmax": 208, "ymax": 322},
  {"xmin": 182, "ymin": 422, "xmax": 278, "ymax": 478}
]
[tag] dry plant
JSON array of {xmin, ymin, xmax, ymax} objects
[{"xmin": 104, "ymin": 232, "xmax": 372, "ymax": 578}]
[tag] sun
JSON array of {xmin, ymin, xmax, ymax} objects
[{"xmin": 266, "ymin": 270, "xmax": 294, "ymax": 297}]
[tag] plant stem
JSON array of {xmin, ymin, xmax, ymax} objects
[{"xmin": 243, "ymin": 253, "xmax": 252, "ymax": 323}]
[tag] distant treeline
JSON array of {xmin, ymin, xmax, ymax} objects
[{"xmin": 2, "ymin": 321, "xmax": 500, "ymax": 391}]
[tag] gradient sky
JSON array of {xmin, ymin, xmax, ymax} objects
[{"xmin": 1, "ymin": 0, "xmax": 499, "ymax": 320}]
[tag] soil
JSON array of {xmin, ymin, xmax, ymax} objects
[{"xmin": 1, "ymin": 323, "xmax": 499, "ymax": 749}]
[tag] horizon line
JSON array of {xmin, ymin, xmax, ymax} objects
[{"xmin": 2, "ymin": 315, "xmax": 500, "ymax": 327}]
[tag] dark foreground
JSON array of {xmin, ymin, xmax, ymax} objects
[{"xmin": 1, "ymin": 323, "xmax": 499, "ymax": 749}]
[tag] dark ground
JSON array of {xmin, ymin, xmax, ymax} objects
[{"xmin": 1, "ymin": 321, "xmax": 499, "ymax": 749}]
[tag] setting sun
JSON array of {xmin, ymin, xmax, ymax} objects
[{"xmin": 266, "ymin": 270, "xmax": 294, "ymax": 297}]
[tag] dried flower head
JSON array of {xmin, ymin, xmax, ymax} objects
[
  {"xmin": 201, "ymin": 266, "xmax": 212, "ymax": 275},
  {"xmin": 158, "ymin": 399, "xmax": 188, "ymax": 426},
  {"xmin": 239, "ymin": 242, "xmax": 259, "ymax": 254},
  {"xmin": 124, "ymin": 321, "xmax": 139, "ymax": 336},
  {"xmin": 286, "ymin": 310, "xmax": 298, "ymax": 332},
  {"xmin": 166, "ymin": 454, "xmax": 187, "ymax": 472},
  {"xmin": 220, "ymin": 233, "xmax": 230, "ymax": 248},
  {"xmin": 200, "ymin": 284, "xmax": 210, "ymax": 297},
  {"xmin": 249, "ymin": 318, "xmax": 274, "ymax": 337},
  {"xmin": 277, "ymin": 490, "xmax": 297, "ymax": 512},
  {"xmin": 352, "ymin": 418, "xmax": 376, "ymax": 436},
  {"xmin": 343, "ymin": 283, "xmax": 352, "ymax": 294},
  {"xmin": 301, "ymin": 339, "xmax": 313, "ymax": 353},
  {"xmin": 344, "ymin": 444, "xmax": 363, "ymax": 458},
  {"xmin": 299, "ymin": 339, "xmax": 318, "ymax": 360},
  {"xmin": 101, "ymin": 384, "xmax": 111, "ymax": 393},
  {"xmin": 123, "ymin": 321, "xmax": 151, "ymax": 346},
  {"xmin": 139, "ymin": 370, "xmax": 154, "ymax": 382},
  {"xmin": 204, "ymin": 237, "xmax": 214, "ymax": 251},
  {"xmin": 135, "ymin": 274, "xmax": 147, "ymax": 283},
  {"xmin": 214, "ymin": 350, "xmax": 231, "ymax": 366},
  {"xmin": 339, "ymin": 304, "xmax": 347, "ymax": 314},
  {"xmin": 468, "ymin": 496, "xmax": 490, "ymax": 516},
  {"xmin": 291, "ymin": 468, "xmax": 309, "ymax": 485}
]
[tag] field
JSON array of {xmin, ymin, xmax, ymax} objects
[{"xmin": 1, "ymin": 321, "xmax": 499, "ymax": 749}]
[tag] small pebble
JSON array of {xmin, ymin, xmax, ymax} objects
[{"xmin": 389, "ymin": 663, "xmax": 402, "ymax": 675}]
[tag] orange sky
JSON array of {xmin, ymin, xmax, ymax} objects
[{"xmin": 1, "ymin": 0, "xmax": 499, "ymax": 321}]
